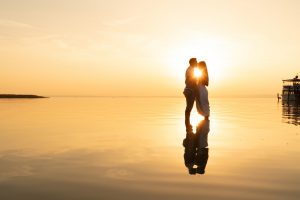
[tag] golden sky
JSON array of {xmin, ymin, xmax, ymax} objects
[{"xmin": 0, "ymin": 0, "xmax": 299, "ymax": 96}]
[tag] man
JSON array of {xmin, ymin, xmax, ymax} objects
[{"xmin": 183, "ymin": 58, "xmax": 198, "ymax": 132}]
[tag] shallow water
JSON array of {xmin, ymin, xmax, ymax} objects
[{"xmin": 0, "ymin": 97, "xmax": 299, "ymax": 200}]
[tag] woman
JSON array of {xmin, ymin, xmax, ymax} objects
[{"xmin": 196, "ymin": 61, "xmax": 210, "ymax": 119}]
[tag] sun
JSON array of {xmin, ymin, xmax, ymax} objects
[{"xmin": 194, "ymin": 68, "xmax": 202, "ymax": 78}]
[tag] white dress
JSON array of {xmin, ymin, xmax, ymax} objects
[{"xmin": 196, "ymin": 84, "xmax": 210, "ymax": 117}]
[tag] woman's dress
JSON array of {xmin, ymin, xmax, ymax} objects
[
  {"xmin": 196, "ymin": 84, "xmax": 210, "ymax": 117},
  {"xmin": 196, "ymin": 71, "xmax": 210, "ymax": 117}
]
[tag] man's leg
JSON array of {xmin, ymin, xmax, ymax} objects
[{"xmin": 184, "ymin": 89, "xmax": 195, "ymax": 131}]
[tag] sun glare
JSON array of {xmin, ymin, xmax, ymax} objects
[
  {"xmin": 194, "ymin": 68, "xmax": 202, "ymax": 78},
  {"xmin": 190, "ymin": 110, "xmax": 204, "ymax": 128}
]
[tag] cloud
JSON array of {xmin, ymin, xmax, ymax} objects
[
  {"xmin": 0, "ymin": 19, "xmax": 35, "ymax": 29},
  {"xmin": 102, "ymin": 17, "xmax": 138, "ymax": 28},
  {"xmin": 0, "ymin": 21, "xmax": 70, "ymax": 50}
]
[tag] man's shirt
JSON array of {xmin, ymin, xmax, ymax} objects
[{"xmin": 185, "ymin": 66, "xmax": 196, "ymax": 90}]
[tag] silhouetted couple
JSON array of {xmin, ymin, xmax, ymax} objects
[
  {"xmin": 183, "ymin": 58, "xmax": 210, "ymax": 132},
  {"xmin": 183, "ymin": 58, "xmax": 210, "ymax": 175}
]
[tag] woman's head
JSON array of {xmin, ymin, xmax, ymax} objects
[
  {"xmin": 198, "ymin": 61, "xmax": 207, "ymax": 69},
  {"xmin": 197, "ymin": 61, "xmax": 209, "ymax": 86}
]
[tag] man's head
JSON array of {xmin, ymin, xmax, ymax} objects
[{"xmin": 189, "ymin": 58, "xmax": 197, "ymax": 67}]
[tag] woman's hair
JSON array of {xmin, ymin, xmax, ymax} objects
[
  {"xmin": 198, "ymin": 61, "xmax": 209, "ymax": 86},
  {"xmin": 198, "ymin": 61, "xmax": 206, "ymax": 69}
]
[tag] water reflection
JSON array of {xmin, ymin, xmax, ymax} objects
[
  {"xmin": 183, "ymin": 120, "xmax": 210, "ymax": 175},
  {"xmin": 282, "ymin": 101, "xmax": 300, "ymax": 126}
]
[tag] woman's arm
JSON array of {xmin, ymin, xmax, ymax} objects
[{"xmin": 205, "ymin": 67, "xmax": 209, "ymax": 86}]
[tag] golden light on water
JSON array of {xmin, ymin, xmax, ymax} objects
[
  {"xmin": 194, "ymin": 68, "xmax": 202, "ymax": 78},
  {"xmin": 190, "ymin": 109, "xmax": 204, "ymax": 128}
]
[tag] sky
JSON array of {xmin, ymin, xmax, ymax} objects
[{"xmin": 0, "ymin": 0, "xmax": 299, "ymax": 97}]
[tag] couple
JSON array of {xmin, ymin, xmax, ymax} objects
[{"xmin": 183, "ymin": 58, "xmax": 210, "ymax": 132}]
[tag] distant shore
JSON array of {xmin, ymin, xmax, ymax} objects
[{"xmin": 0, "ymin": 94, "xmax": 47, "ymax": 98}]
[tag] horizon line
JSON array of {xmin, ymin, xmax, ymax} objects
[{"xmin": 47, "ymin": 94, "xmax": 277, "ymax": 98}]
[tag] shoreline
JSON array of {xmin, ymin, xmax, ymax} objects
[{"xmin": 0, "ymin": 94, "xmax": 48, "ymax": 98}]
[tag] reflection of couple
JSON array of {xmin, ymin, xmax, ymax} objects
[
  {"xmin": 183, "ymin": 58, "xmax": 210, "ymax": 132},
  {"xmin": 183, "ymin": 120, "xmax": 209, "ymax": 175}
]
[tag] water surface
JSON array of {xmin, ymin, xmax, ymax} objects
[{"xmin": 0, "ymin": 97, "xmax": 299, "ymax": 200}]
